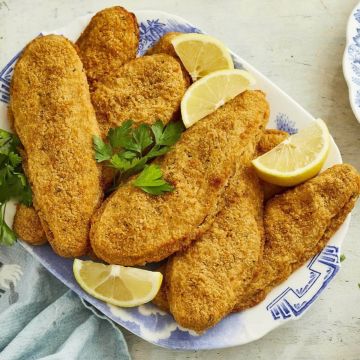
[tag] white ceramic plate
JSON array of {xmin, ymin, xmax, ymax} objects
[
  {"xmin": 343, "ymin": 1, "xmax": 360, "ymax": 123},
  {"xmin": 0, "ymin": 10, "xmax": 348, "ymax": 350}
]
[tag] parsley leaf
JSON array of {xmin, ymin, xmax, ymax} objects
[
  {"xmin": 151, "ymin": 120, "xmax": 165, "ymax": 144},
  {"xmin": 94, "ymin": 119, "xmax": 184, "ymax": 195},
  {"xmin": 0, "ymin": 129, "xmax": 32, "ymax": 246},
  {"xmin": 340, "ymin": 254, "xmax": 346, "ymax": 262},
  {"xmin": 0, "ymin": 203, "xmax": 16, "ymax": 246},
  {"xmin": 146, "ymin": 145, "xmax": 170, "ymax": 159},
  {"xmin": 133, "ymin": 164, "xmax": 173, "ymax": 195},
  {"xmin": 93, "ymin": 136, "xmax": 112, "ymax": 162},
  {"xmin": 108, "ymin": 120, "xmax": 133, "ymax": 148},
  {"xmin": 131, "ymin": 124, "xmax": 153, "ymax": 155},
  {"xmin": 151, "ymin": 120, "xmax": 184, "ymax": 146},
  {"xmin": 9, "ymin": 152, "xmax": 22, "ymax": 167}
]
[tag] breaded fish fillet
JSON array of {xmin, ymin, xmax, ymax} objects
[
  {"xmin": 13, "ymin": 204, "xmax": 47, "ymax": 245},
  {"xmin": 11, "ymin": 35, "xmax": 103, "ymax": 257},
  {"xmin": 91, "ymin": 54, "xmax": 188, "ymax": 137},
  {"xmin": 90, "ymin": 91, "xmax": 269, "ymax": 265},
  {"xmin": 166, "ymin": 146, "xmax": 264, "ymax": 332},
  {"xmin": 146, "ymin": 32, "xmax": 191, "ymax": 86},
  {"xmin": 257, "ymin": 129, "xmax": 289, "ymax": 155},
  {"xmin": 146, "ymin": 32, "xmax": 181, "ymax": 58},
  {"xmin": 152, "ymin": 129, "xmax": 287, "ymax": 312},
  {"xmin": 256, "ymin": 129, "xmax": 289, "ymax": 201},
  {"xmin": 76, "ymin": 6, "xmax": 139, "ymax": 85},
  {"xmin": 234, "ymin": 164, "xmax": 360, "ymax": 311}
]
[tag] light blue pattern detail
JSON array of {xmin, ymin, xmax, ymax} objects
[
  {"xmin": 355, "ymin": 90, "xmax": 360, "ymax": 107},
  {"xmin": 275, "ymin": 112, "xmax": 298, "ymax": 134},
  {"xmin": 355, "ymin": 9, "xmax": 360, "ymax": 23},
  {"xmin": 346, "ymin": 10, "xmax": 360, "ymax": 109},
  {"xmin": 138, "ymin": 18, "xmax": 201, "ymax": 55},
  {"xmin": 138, "ymin": 19, "xmax": 167, "ymax": 54},
  {"xmin": 353, "ymin": 28, "xmax": 360, "ymax": 47},
  {"xmin": 0, "ymin": 52, "xmax": 21, "ymax": 104},
  {"xmin": 266, "ymin": 245, "xmax": 339, "ymax": 320}
]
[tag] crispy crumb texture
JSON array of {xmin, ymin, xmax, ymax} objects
[
  {"xmin": 90, "ymin": 90, "xmax": 269, "ymax": 266},
  {"xmin": 10, "ymin": 35, "xmax": 103, "ymax": 257}
]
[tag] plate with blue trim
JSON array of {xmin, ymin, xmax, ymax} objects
[
  {"xmin": 343, "ymin": 1, "xmax": 360, "ymax": 123},
  {"xmin": 0, "ymin": 9, "xmax": 348, "ymax": 350}
]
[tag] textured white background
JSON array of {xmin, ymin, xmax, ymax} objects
[{"xmin": 1, "ymin": 0, "xmax": 360, "ymax": 359}]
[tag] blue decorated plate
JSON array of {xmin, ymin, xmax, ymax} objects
[
  {"xmin": 344, "ymin": 1, "xmax": 360, "ymax": 122},
  {"xmin": 0, "ymin": 10, "xmax": 349, "ymax": 350}
]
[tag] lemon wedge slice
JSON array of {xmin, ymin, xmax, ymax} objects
[
  {"xmin": 73, "ymin": 259, "xmax": 163, "ymax": 307},
  {"xmin": 171, "ymin": 33, "xmax": 234, "ymax": 81},
  {"xmin": 180, "ymin": 69, "xmax": 255, "ymax": 128},
  {"xmin": 252, "ymin": 119, "xmax": 330, "ymax": 186}
]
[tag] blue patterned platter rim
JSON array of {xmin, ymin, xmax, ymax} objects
[
  {"xmin": 343, "ymin": 1, "xmax": 360, "ymax": 123},
  {"xmin": 0, "ymin": 10, "xmax": 349, "ymax": 351}
]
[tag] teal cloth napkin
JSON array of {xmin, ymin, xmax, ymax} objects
[{"xmin": 0, "ymin": 243, "xmax": 131, "ymax": 360}]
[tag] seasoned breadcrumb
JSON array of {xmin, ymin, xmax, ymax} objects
[
  {"xmin": 76, "ymin": 6, "xmax": 139, "ymax": 85},
  {"xmin": 11, "ymin": 35, "xmax": 103, "ymax": 257},
  {"xmin": 90, "ymin": 91, "xmax": 269, "ymax": 265},
  {"xmin": 146, "ymin": 32, "xmax": 191, "ymax": 86},
  {"xmin": 91, "ymin": 54, "xmax": 188, "ymax": 137},
  {"xmin": 166, "ymin": 147, "xmax": 264, "ymax": 332},
  {"xmin": 13, "ymin": 204, "xmax": 47, "ymax": 245}
]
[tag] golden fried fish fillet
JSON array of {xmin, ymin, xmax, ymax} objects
[
  {"xmin": 91, "ymin": 54, "xmax": 188, "ymax": 137},
  {"xmin": 234, "ymin": 164, "xmax": 360, "ymax": 311},
  {"xmin": 152, "ymin": 129, "xmax": 287, "ymax": 313},
  {"xmin": 256, "ymin": 129, "xmax": 289, "ymax": 201},
  {"xmin": 11, "ymin": 35, "xmax": 103, "ymax": 257},
  {"xmin": 152, "ymin": 264, "xmax": 170, "ymax": 312},
  {"xmin": 90, "ymin": 91, "xmax": 269, "ymax": 265},
  {"xmin": 146, "ymin": 32, "xmax": 191, "ymax": 86},
  {"xmin": 13, "ymin": 204, "xmax": 47, "ymax": 245},
  {"xmin": 146, "ymin": 32, "xmax": 181, "ymax": 58},
  {"xmin": 166, "ymin": 146, "xmax": 264, "ymax": 332},
  {"xmin": 76, "ymin": 6, "xmax": 139, "ymax": 85},
  {"xmin": 257, "ymin": 129, "xmax": 289, "ymax": 154}
]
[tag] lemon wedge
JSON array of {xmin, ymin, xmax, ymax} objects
[
  {"xmin": 252, "ymin": 119, "xmax": 330, "ymax": 186},
  {"xmin": 171, "ymin": 33, "xmax": 234, "ymax": 81},
  {"xmin": 73, "ymin": 259, "xmax": 163, "ymax": 307},
  {"xmin": 180, "ymin": 69, "xmax": 255, "ymax": 128}
]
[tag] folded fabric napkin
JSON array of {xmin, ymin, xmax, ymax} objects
[{"xmin": 0, "ymin": 243, "xmax": 130, "ymax": 360}]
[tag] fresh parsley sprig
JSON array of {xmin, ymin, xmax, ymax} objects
[
  {"xmin": 0, "ymin": 129, "xmax": 32, "ymax": 246},
  {"xmin": 93, "ymin": 120, "xmax": 184, "ymax": 195},
  {"xmin": 133, "ymin": 164, "xmax": 174, "ymax": 195}
]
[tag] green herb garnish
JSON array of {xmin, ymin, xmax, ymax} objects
[
  {"xmin": 340, "ymin": 254, "xmax": 346, "ymax": 262},
  {"xmin": 0, "ymin": 129, "xmax": 32, "ymax": 246},
  {"xmin": 93, "ymin": 120, "xmax": 184, "ymax": 195},
  {"xmin": 133, "ymin": 164, "xmax": 174, "ymax": 195}
]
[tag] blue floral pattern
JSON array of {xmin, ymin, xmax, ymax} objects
[
  {"xmin": 266, "ymin": 246, "xmax": 340, "ymax": 320},
  {"xmin": 138, "ymin": 18, "xmax": 201, "ymax": 55},
  {"xmin": 345, "ymin": 7, "xmax": 360, "ymax": 114},
  {"xmin": 275, "ymin": 113, "xmax": 298, "ymax": 134}
]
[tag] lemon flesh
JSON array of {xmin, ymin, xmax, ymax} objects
[
  {"xmin": 171, "ymin": 33, "xmax": 234, "ymax": 81},
  {"xmin": 73, "ymin": 259, "xmax": 163, "ymax": 307},
  {"xmin": 252, "ymin": 119, "xmax": 330, "ymax": 187},
  {"xmin": 181, "ymin": 69, "xmax": 256, "ymax": 128}
]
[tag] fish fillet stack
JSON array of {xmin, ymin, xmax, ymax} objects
[{"xmin": 11, "ymin": 6, "xmax": 360, "ymax": 333}]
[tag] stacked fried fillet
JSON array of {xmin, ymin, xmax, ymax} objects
[{"xmin": 11, "ymin": 8, "xmax": 360, "ymax": 333}]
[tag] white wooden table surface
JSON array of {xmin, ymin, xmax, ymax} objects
[{"xmin": 1, "ymin": 0, "xmax": 359, "ymax": 359}]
